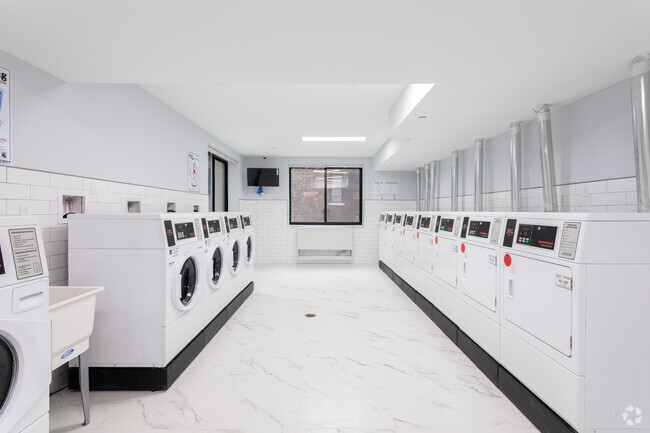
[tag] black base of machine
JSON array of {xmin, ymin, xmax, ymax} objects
[
  {"xmin": 69, "ymin": 281, "xmax": 254, "ymax": 391},
  {"xmin": 378, "ymin": 262, "xmax": 577, "ymax": 433}
]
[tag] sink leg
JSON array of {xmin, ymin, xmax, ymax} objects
[{"xmin": 79, "ymin": 352, "xmax": 90, "ymax": 426}]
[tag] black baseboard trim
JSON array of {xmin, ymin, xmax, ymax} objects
[
  {"xmin": 499, "ymin": 367, "xmax": 577, "ymax": 433},
  {"xmin": 69, "ymin": 281, "xmax": 255, "ymax": 391},
  {"xmin": 379, "ymin": 263, "xmax": 577, "ymax": 433},
  {"xmin": 457, "ymin": 330, "xmax": 499, "ymax": 386}
]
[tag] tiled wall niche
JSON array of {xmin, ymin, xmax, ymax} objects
[{"xmin": 0, "ymin": 166, "xmax": 208, "ymax": 286}]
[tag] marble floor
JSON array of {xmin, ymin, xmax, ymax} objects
[{"xmin": 50, "ymin": 264, "xmax": 538, "ymax": 433}]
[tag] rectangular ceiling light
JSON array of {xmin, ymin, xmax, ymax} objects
[{"xmin": 301, "ymin": 136, "xmax": 367, "ymax": 142}]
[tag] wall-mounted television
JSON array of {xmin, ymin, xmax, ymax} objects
[{"xmin": 247, "ymin": 168, "xmax": 280, "ymax": 187}]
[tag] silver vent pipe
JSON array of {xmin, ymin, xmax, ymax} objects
[
  {"xmin": 423, "ymin": 163, "xmax": 431, "ymax": 212},
  {"xmin": 429, "ymin": 161, "xmax": 437, "ymax": 211},
  {"xmin": 631, "ymin": 53, "xmax": 650, "ymax": 212},
  {"xmin": 415, "ymin": 167, "xmax": 422, "ymax": 211},
  {"xmin": 451, "ymin": 151, "xmax": 459, "ymax": 211},
  {"xmin": 534, "ymin": 104, "xmax": 558, "ymax": 212},
  {"xmin": 510, "ymin": 122, "xmax": 523, "ymax": 211},
  {"xmin": 474, "ymin": 139, "xmax": 484, "ymax": 211}
]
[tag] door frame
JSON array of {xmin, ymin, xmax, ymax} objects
[{"xmin": 210, "ymin": 153, "xmax": 229, "ymax": 212}]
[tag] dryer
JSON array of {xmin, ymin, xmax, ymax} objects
[
  {"xmin": 413, "ymin": 212, "xmax": 440, "ymax": 306},
  {"xmin": 432, "ymin": 213, "xmax": 463, "ymax": 324},
  {"xmin": 456, "ymin": 213, "xmax": 505, "ymax": 361},
  {"xmin": 240, "ymin": 212, "xmax": 255, "ymax": 268},
  {"xmin": 0, "ymin": 217, "xmax": 50, "ymax": 433},
  {"xmin": 499, "ymin": 213, "xmax": 650, "ymax": 433},
  {"xmin": 68, "ymin": 214, "xmax": 205, "ymax": 370},
  {"xmin": 224, "ymin": 213, "xmax": 244, "ymax": 279}
]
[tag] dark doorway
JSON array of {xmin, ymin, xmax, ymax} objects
[{"xmin": 211, "ymin": 154, "xmax": 228, "ymax": 211}]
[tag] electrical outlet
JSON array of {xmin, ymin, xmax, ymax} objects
[{"xmin": 20, "ymin": 205, "xmax": 30, "ymax": 216}]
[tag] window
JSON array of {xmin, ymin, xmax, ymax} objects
[{"xmin": 290, "ymin": 167, "xmax": 362, "ymax": 225}]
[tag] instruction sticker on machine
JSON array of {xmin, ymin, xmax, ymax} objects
[
  {"xmin": 9, "ymin": 228, "xmax": 43, "ymax": 280},
  {"xmin": 559, "ymin": 222, "xmax": 581, "ymax": 260}
]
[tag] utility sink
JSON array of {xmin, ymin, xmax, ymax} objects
[{"xmin": 49, "ymin": 285, "xmax": 103, "ymax": 425}]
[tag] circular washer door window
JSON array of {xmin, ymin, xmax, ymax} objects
[
  {"xmin": 232, "ymin": 242, "xmax": 240, "ymax": 271},
  {"xmin": 246, "ymin": 236, "xmax": 252, "ymax": 262},
  {"xmin": 0, "ymin": 337, "xmax": 15, "ymax": 413},
  {"xmin": 211, "ymin": 248, "xmax": 223, "ymax": 285},
  {"xmin": 179, "ymin": 258, "xmax": 197, "ymax": 305}
]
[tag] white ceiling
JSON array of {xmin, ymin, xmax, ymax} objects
[{"xmin": 1, "ymin": 0, "xmax": 649, "ymax": 169}]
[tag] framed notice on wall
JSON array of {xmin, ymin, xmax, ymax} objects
[
  {"xmin": 0, "ymin": 65, "xmax": 10, "ymax": 165},
  {"xmin": 188, "ymin": 152, "xmax": 200, "ymax": 192}
]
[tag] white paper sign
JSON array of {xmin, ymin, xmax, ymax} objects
[
  {"xmin": 385, "ymin": 181, "xmax": 398, "ymax": 200},
  {"xmin": 0, "ymin": 66, "xmax": 11, "ymax": 165},
  {"xmin": 373, "ymin": 181, "xmax": 385, "ymax": 199},
  {"xmin": 188, "ymin": 152, "xmax": 200, "ymax": 192}
]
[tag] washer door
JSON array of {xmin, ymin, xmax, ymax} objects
[
  {"xmin": 231, "ymin": 240, "xmax": 240, "ymax": 274},
  {"xmin": 0, "ymin": 337, "xmax": 15, "ymax": 414},
  {"xmin": 211, "ymin": 247, "xmax": 223, "ymax": 286},
  {"xmin": 246, "ymin": 235, "xmax": 254, "ymax": 263},
  {"xmin": 179, "ymin": 258, "xmax": 197, "ymax": 306}
]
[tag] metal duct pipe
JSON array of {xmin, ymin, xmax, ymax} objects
[
  {"xmin": 451, "ymin": 151, "xmax": 459, "ymax": 211},
  {"xmin": 423, "ymin": 163, "xmax": 431, "ymax": 211},
  {"xmin": 429, "ymin": 161, "xmax": 437, "ymax": 211},
  {"xmin": 631, "ymin": 53, "xmax": 650, "ymax": 212},
  {"xmin": 510, "ymin": 122, "xmax": 523, "ymax": 211},
  {"xmin": 474, "ymin": 139, "xmax": 484, "ymax": 211},
  {"xmin": 534, "ymin": 104, "xmax": 558, "ymax": 212},
  {"xmin": 416, "ymin": 167, "xmax": 422, "ymax": 211}
]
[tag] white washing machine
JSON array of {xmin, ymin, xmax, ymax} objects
[
  {"xmin": 432, "ymin": 213, "xmax": 463, "ymax": 325},
  {"xmin": 413, "ymin": 212, "xmax": 440, "ymax": 306},
  {"xmin": 456, "ymin": 213, "xmax": 505, "ymax": 361},
  {"xmin": 391, "ymin": 213, "xmax": 406, "ymax": 277},
  {"xmin": 240, "ymin": 212, "xmax": 255, "ymax": 268},
  {"xmin": 0, "ymin": 217, "xmax": 50, "ymax": 433},
  {"xmin": 399, "ymin": 212, "xmax": 419, "ymax": 289},
  {"xmin": 68, "ymin": 214, "xmax": 205, "ymax": 369},
  {"xmin": 200, "ymin": 213, "xmax": 238, "ymax": 328},
  {"xmin": 381, "ymin": 213, "xmax": 394, "ymax": 268},
  {"xmin": 499, "ymin": 213, "xmax": 650, "ymax": 433}
]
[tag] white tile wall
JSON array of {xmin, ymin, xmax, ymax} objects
[
  {"xmin": 433, "ymin": 177, "xmax": 639, "ymax": 213},
  {"xmin": 240, "ymin": 199, "xmax": 416, "ymax": 265},
  {"xmin": 0, "ymin": 167, "xmax": 208, "ymax": 286}
]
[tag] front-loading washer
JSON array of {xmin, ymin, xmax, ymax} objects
[
  {"xmin": 240, "ymin": 212, "xmax": 255, "ymax": 269},
  {"xmin": 68, "ymin": 214, "xmax": 205, "ymax": 374},
  {"xmin": 0, "ymin": 217, "xmax": 50, "ymax": 433}
]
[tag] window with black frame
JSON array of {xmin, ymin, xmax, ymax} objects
[{"xmin": 290, "ymin": 167, "xmax": 362, "ymax": 225}]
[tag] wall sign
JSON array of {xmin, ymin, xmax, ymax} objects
[
  {"xmin": 187, "ymin": 151, "xmax": 200, "ymax": 192},
  {"xmin": 0, "ymin": 66, "xmax": 10, "ymax": 165},
  {"xmin": 385, "ymin": 181, "xmax": 398, "ymax": 199},
  {"xmin": 373, "ymin": 181, "xmax": 385, "ymax": 199}
]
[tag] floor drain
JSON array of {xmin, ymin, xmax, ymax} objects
[{"xmin": 305, "ymin": 313, "xmax": 317, "ymax": 318}]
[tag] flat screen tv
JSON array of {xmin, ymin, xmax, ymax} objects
[{"xmin": 247, "ymin": 168, "xmax": 280, "ymax": 187}]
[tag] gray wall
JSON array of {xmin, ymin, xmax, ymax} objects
[
  {"xmin": 241, "ymin": 156, "xmax": 416, "ymax": 201},
  {"xmin": 436, "ymin": 79, "xmax": 635, "ymax": 197},
  {"xmin": 1, "ymin": 49, "xmax": 243, "ymax": 208}
]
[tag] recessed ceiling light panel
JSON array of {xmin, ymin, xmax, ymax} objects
[{"xmin": 301, "ymin": 136, "xmax": 367, "ymax": 142}]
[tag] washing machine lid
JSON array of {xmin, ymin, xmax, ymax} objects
[{"xmin": 0, "ymin": 337, "xmax": 14, "ymax": 414}]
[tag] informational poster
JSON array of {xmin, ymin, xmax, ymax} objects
[
  {"xmin": 373, "ymin": 181, "xmax": 385, "ymax": 199},
  {"xmin": 0, "ymin": 66, "xmax": 10, "ymax": 165},
  {"xmin": 385, "ymin": 181, "xmax": 398, "ymax": 199},
  {"xmin": 9, "ymin": 228, "xmax": 43, "ymax": 280},
  {"xmin": 187, "ymin": 151, "xmax": 200, "ymax": 192}
]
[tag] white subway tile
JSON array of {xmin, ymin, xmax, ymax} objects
[
  {"xmin": 91, "ymin": 179, "xmax": 111, "ymax": 192},
  {"xmin": 44, "ymin": 241, "xmax": 68, "ymax": 256},
  {"xmin": 48, "ymin": 267, "xmax": 67, "ymax": 284},
  {"xmin": 96, "ymin": 192, "xmax": 121, "ymax": 203},
  {"xmin": 627, "ymin": 191, "xmax": 638, "ymax": 205},
  {"xmin": 607, "ymin": 205, "xmax": 638, "ymax": 213},
  {"xmin": 30, "ymin": 185, "xmax": 57, "ymax": 201},
  {"xmin": 82, "ymin": 178, "xmax": 93, "ymax": 191},
  {"xmin": 588, "ymin": 180, "xmax": 608, "ymax": 194},
  {"xmin": 0, "ymin": 200, "xmax": 6, "ymax": 215},
  {"xmin": 50, "ymin": 174, "xmax": 83, "ymax": 189},
  {"xmin": 0, "ymin": 166, "xmax": 6, "ymax": 182},
  {"xmin": 0, "ymin": 183, "xmax": 31, "ymax": 199},
  {"xmin": 590, "ymin": 192, "xmax": 627, "ymax": 206},
  {"xmin": 50, "ymin": 227, "xmax": 68, "ymax": 242},
  {"xmin": 607, "ymin": 177, "xmax": 636, "ymax": 193},
  {"xmin": 109, "ymin": 182, "xmax": 131, "ymax": 194},
  {"xmin": 48, "ymin": 253, "xmax": 68, "ymax": 270},
  {"xmin": 7, "ymin": 168, "xmax": 50, "ymax": 186}
]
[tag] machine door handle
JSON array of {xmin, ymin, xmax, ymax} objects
[
  {"xmin": 463, "ymin": 261, "xmax": 467, "ymax": 277},
  {"xmin": 508, "ymin": 279, "xmax": 514, "ymax": 299}
]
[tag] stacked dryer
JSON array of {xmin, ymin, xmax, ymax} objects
[{"xmin": 0, "ymin": 217, "xmax": 50, "ymax": 433}]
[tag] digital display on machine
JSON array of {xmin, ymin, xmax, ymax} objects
[
  {"xmin": 468, "ymin": 221, "xmax": 490, "ymax": 239},
  {"xmin": 502, "ymin": 219, "xmax": 517, "ymax": 248},
  {"xmin": 460, "ymin": 217, "xmax": 470, "ymax": 238},
  {"xmin": 405, "ymin": 216, "xmax": 414, "ymax": 226},
  {"xmin": 208, "ymin": 219, "xmax": 221, "ymax": 234},
  {"xmin": 435, "ymin": 216, "xmax": 441, "ymax": 232},
  {"xmin": 516, "ymin": 224, "xmax": 558, "ymax": 250},
  {"xmin": 244, "ymin": 216, "xmax": 251, "ymax": 227},
  {"xmin": 380, "ymin": 214, "xmax": 385, "ymax": 222},
  {"xmin": 439, "ymin": 218, "xmax": 454, "ymax": 233},
  {"xmin": 395, "ymin": 215, "xmax": 402, "ymax": 224},
  {"xmin": 164, "ymin": 220, "xmax": 176, "ymax": 247},
  {"xmin": 174, "ymin": 222, "xmax": 196, "ymax": 240},
  {"xmin": 387, "ymin": 214, "xmax": 393, "ymax": 223},
  {"xmin": 228, "ymin": 218, "xmax": 239, "ymax": 229},
  {"xmin": 420, "ymin": 217, "xmax": 431, "ymax": 229}
]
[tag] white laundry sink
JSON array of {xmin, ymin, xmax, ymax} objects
[{"xmin": 49, "ymin": 286, "xmax": 103, "ymax": 371}]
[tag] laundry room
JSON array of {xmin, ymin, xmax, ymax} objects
[{"xmin": 0, "ymin": 2, "xmax": 649, "ymax": 433}]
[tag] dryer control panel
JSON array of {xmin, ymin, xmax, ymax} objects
[{"xmin": 208, "ymin": 219, "xmax": 221, "ymax": 234}]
